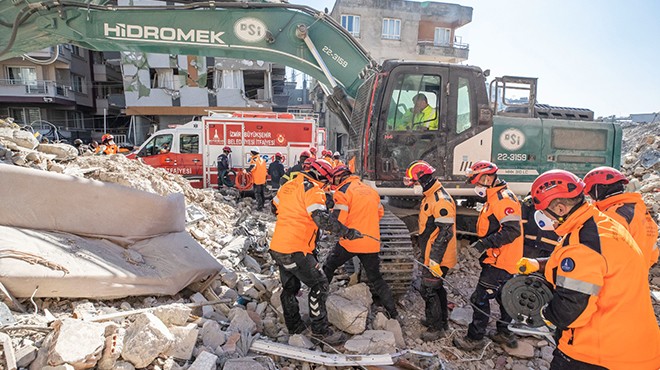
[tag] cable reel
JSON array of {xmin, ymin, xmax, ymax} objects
[{"xmin": 501, "ymin": 274, "xmax": 553, "ymax": 328}]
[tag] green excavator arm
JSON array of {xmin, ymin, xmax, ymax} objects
[{"xmin": 0, "ymin": 1, "xmax": 376, "ymax": 99}]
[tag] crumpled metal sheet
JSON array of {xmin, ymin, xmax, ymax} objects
[{"xmin": 640, "ymin": 149, "xmax": 660, "ymax": 168}]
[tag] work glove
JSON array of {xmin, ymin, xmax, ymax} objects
[
  {"xmin": 343, "ymin": 228, "xmax": 363, "ymax": 240},
  {"xmin": 470, "ymin": 239, "xmax": 488, "ymax": 253},
  {"xmin": 516, "ymin": 258, "xmax": 540, "ymax": 274},
  {"xmin": 428, "ymin": 259, "xmax": 443, "ymax": 278}
]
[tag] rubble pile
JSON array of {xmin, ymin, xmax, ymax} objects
[{"xmin": 0, "ymin": 118, "xmax": 658, "ymax": 370}]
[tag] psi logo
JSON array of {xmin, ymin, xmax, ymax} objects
[
  {"xmin": 234, "ymin": 18, "xmax": 266, "ymax": 43},
  {"xmin": 499, "ymin": 128, "xmax": 525, "ymax": 151}
]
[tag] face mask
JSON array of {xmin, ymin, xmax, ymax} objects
[
  {"xmin": 534, "ymin": 210, "xmax": 556, "ymax": 231},
  {"xmin": 474, "ymin": 185, "xmax": 487, "ymax": 198}
]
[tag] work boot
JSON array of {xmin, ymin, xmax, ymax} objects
[
  {"xmin": 311, "ymin": 328, "xmax": 347, "ymax": 346},
  {"xmin": 420, "ymin": 329, "xmax": 445, "ymax": 342},
  {"xmin": 452, "ymin": 335, "xmax": 486, "ymax": 351},
  {"xmin": 489, "ymin": 330, "xmax": 518, "ymax": 349}
]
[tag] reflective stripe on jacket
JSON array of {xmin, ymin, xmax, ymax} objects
[
  {"xmin": 476, "ymin": 183, "xmax": 523, "ymax": 274},
  {"xmin": 248, "ymin": 154, "xmax": 267, "ymax": 185},
  {"xmin": 333, "ymin": 175, "xmax": 383, "ymax": 253},
  {"xmin": 595, "ymin": 192, "xmax": 659, "ymax": 268},
  {"xmin": 418, "ymin": 180, "xmax": 457, "ymax": 268},
  {"xmin": 543, "ymin": 203, "xmax": 660, "ymax": 369},
  {"xmin": 270, "ymin": 174, "xmax": 326, "ymax": 255}
]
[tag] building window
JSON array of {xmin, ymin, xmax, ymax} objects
[
  {"xmin": 71, "ymin": 74, "xmax": 85, "ymax": 93},
  {"xmin": 7, "ymin": 67, "xmax": 37, "ymax": 85},
  {"xmin": 456, "ymin": 77, "xmax": 472, "ymax": 134},
  {"xmin": 9, "ymin": 107, "xmax": 41, "ymax": 125},
  {"xmin": 434, "ymin": 27, "xmax": 451, "ymax": 46},
  {"xmin": 73, "ymin": 111, "xmax": 84, "ymax": 129},
  {"xmin": 382, "ymin": 18, "xmax": 401, "ymax": 40},
  {"xmin": 341, "ymin": 15, "xmax": 360, "ymax": 37},
  {"xmin": 70, "ymin": 45, "xmax": 85, "ymax": 58}
]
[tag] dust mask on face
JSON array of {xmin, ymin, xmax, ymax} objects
[
  {"xmin": 474, "ymin": 185, "xmax": 487, "ymax": 198},
  {"xmin": 534, "ymin": 210, "xmax": 555, "ymax": 231}
]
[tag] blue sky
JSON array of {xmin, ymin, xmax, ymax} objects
[{"xmin": 290, "ymin": 0, "xmax": 660, "ymax": 118}]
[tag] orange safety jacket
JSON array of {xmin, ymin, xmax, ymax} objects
[
  {"xmin": 248, "ymin": 154, "xmax": 267, "ymax": 185},
  {"xmin": 594, "ymin": 192, "xmax": 659, "ymax": 268},
  {"xmin": 543, "ymin": 203, "xmax": 660, "ymax": 369},
  {"xmin": 476, "ymin": 183, "xmax": 523, "ymax": 274},
  {"xmin": 418, "ymin": 180, "xmax": 457, "ymax": 268},
  {"xmin": 334, "ymin": 159, "xmax": 344, "ymax": 168},
  {"xmin": 269, "ymin": 174, "xmax": 327, "ymax": 255},
  {"xmin": 96, "ymin": 143, "xmax": 118, "ymax": 155},
  {"xmin": 323, "ymin": 155, "xmax": 335, "ymax": 167},
  {"xmin": 333, "ymin": 175, "xmax": 383, "ymax": 253}
]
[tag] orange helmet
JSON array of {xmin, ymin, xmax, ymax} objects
[
  {"xmin": 308, "ymin": 159, "xmax": 334, "ymax": 183},
  {"xmin": 404, "ymin": 160, "xmax": 435, "ymax": 186},
  {"xmin": 531, "ymin": 170, "xmax": 585, "ymax": 210},
  {"xmin": 583, "ymin": 166, "xmax": 628, "ymax": 194},
  {"xmin": 465, "ymin": 160, "xmax": 498, "ymax": 184}
]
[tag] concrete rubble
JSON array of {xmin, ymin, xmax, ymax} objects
[{"xmin": 0, "ymin": 117, "xmax": 657, "ymax": 370}]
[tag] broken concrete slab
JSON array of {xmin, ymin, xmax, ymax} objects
[
  {"xmin": 227, "ymin": 308, "xmax": 257, "ymax": 334},
  {"xmin": 153, "ymin": 303, "xmax": 192, "ymax": 327},
  {"xmin": 223, "ymin": 357, "xmax": 268, "ymax": 370},
  {"xmin": 48, "ymin": 319, "xmax": 106, "ymax": 369},
  {"xmin": 503, "ymin": 339, "xmax": 535, "ymax": 359},
  {"xmin": 450, "ymin": 306, "xmax": 473, "ymax": 326},
  {"xmin": 326, "ymin": 294, "xmax": 368, "ymax": 335},
  {"xmin": 121, "ymin": 313, "xmax": 174, "ymax": 368},
  {"xmin": 385, "ymin": 319, "xmax": 405, "ymax": 348},
  {"xmin": 201, "ymin": 320, "xmax": 226, "ymax": 349},
  {"xmin": 344, "ymin": 330, "xmax": 396, "ymax": 355},
  {"xmin": 288, "ymin": 334, "xmax": 315, "ymax": 349},
  {"xmin": 337, "ymin": 283, "xmax": 373, "ymax": 309},
  {"xmin": 15, "ymin": 343, "xmax": 37, "ymax": 368},
  {"xmin": 188, "ymin": 351, "xmax": 218, "ymax": 370},
  {"xmin": 163, "ymin": 323, "xmax": 198, "ymax": 361}
]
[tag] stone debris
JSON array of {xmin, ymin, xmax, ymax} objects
[{"xmin": 0, "ymin": 117, "xmax": 657, "ymax": 370}]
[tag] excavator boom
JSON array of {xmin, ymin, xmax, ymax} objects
[{"xmin": 0, "ymin": 1, "xmax": 376, "ymax": 99}]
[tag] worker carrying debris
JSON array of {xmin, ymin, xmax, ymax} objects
[
  {"xmin": 403, "ymin": 160, "xmax": 456, "ymax": 342},
  {"xmin": 322, "ymin": 165, "xmax": 399, "ymax": 320},
  {"xmin": 269, "ymin": 158, "xmax": 362, "ymax": 345},
  {"xmin": 247, "ymin": 147, "xmax": 267, "ymax": 211},
  {"xmin": 280, "ymin": 150, "xmax": 310, "ymax": 185},
  {"xmin": 454, "ymin": 160, "xmax": 523, "ymax": 351},
  {"xmin": 583, "ymin": 166, "xmax": 659, "ymax": 268},
  {"xmin": 517, "ymin": 169, "xmax": 660, "ymax": 370}
]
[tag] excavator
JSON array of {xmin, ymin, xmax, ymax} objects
[{"xmin": 0, "ymin": 1, "xmax": 622, "ymax": 295}]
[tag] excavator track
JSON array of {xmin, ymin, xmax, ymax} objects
[{"xmin": 374, "ymin": 211, "xmax": 415, "ymax": 296}]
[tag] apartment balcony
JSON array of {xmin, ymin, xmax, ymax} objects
[
  {"xmin": 0, "ymin": 80, "xmax": 75, "ymax": 105},
  {"xmin": 93, "ymin": 63, "xmax": 122, "ymax": 82},
  {"xmin": 95, "ymin": 94, "xmax": 125, "ymax": 115},
  {"xmin": 417, "ymin": 40, "xmax": 470, "ymax": 63}
]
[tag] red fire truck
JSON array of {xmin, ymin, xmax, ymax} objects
[{"xmin": 127, "ymin": 111, "xmax": 325, "ymax": 188}]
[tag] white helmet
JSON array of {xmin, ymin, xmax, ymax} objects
[
  {"xmin": 333, "ymin": 151, "xmax": 340, "ymax": 157},
  {"xmin": 250, "ymin": 146, "xmax": 260, "ymax": 154}
]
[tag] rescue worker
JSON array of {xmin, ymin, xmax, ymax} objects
[
  {"xmin": 322, "ymin": 165, "xmax": 399, "ymax": 320},
  {"xmin": 403, "ymin": 160, "xmax": 457, "ymax": 341},
  {"xmin": 309, "ymin": 147, "xmax": 318, "ymax": 159},
  {"xmin": 98, "ymin": 134, "xmax": 118, "ymax": 155},
  {"xmin": 73, "ymin": 139, "xmax": 91, "ymax": 156},
  {"xmin": 268, "ymin": 152, "xmax": 285, "ymax": 190},
  {"xmin": 322, "ymin": 150, "xmax": 334, "ymax": 166},
  {"xmin": 247, "ymin": 147, "xmax": 267, "ymax": 211},
  {"xmin": 583, "ymin": 166, "xmax": 659, "ymax": 268},
  {"xmin": 517, "ymin": 169, "xmax": 660, "ymax": 370},
  {"xmin": 270, "ymin": 159, "xmax": 362, "ymax": 345},
  {"xmin": 216, "ymin": 146, "xmax": 232, "ymax": 188},
  {"xmin": 520, "ymin": 195, "xmax": 560, "ymax": 258},
  {"xmin": 453, "ymin": 160, "xmax": 523, "ymax": 350},
  {"xmin": 280, "ymin": 150, "xmax": 310, "ymax": 185},
  {"xmin": 333, "ymin": 151, "xmax": 344, "ymax": 167},
  {"xmin": 405, "ymin": 93, "xmax": 438, "ymax": 130}
]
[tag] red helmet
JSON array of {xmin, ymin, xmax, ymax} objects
[
  {"xmin": 300, "ymin": 150, "xmax": 311, "ymax": 158},
  {"xmin": 309, "ymin": 147, "xmax": 317, "ymax": 155},
  {"xmin": 275, "ymin": 152, "xmax": 283, "ymax": 158},
  {"xmin": 531, "ymin": 170, "xmax": 586, "ymax": 210},
  {"xmin": 302, "ymin": 157, "xmax": 315, "ymax": 171},
  {"xmin": 308, "ymin": 159, "xmax": 334, "ymax": 183},
  {"xmin": 223, "ymin": 146, "xmax": 231, "ymax": 152},
  {"xmin": 404, "ymin": 160, "xmax": 435, "ymax": 186},
  {"xmin": 465, "ymin": 160, "xmax": 498, "ymax": 184},
  {"xmin": 332, "ymin": 165, "xmax": 352, "ymax": 180},
  {"xmin": 583, "ymin": 166, "xmax": 628, "ymax": 194},
  {"xmin": 101, "ymin": 134, "xmax": 114, "ymax": 143}
]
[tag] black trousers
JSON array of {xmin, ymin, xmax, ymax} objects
[
  {"xmin": 421, "ymin": 266, "xmax": 450, "ymax": 331},
  {"xmin": 323, "ymin": 243, "xmax": 398, "ymax": 318},
  {"xmin": 550, "ymin": 349, "xmax": 608, "ymax": 370},
  {"xmin": 269, "ymin": 250, "xmax": 330, "ymax": 335},
  {"xmin": 467, "ymin": 263, "xmax": 514, "ymax": 340},
  {"xmin": 254, "ymin": 184, "xmax": 265, "ymax": 210}
]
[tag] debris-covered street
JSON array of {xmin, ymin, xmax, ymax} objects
[{"xmin": 0, "ymin": 117, "xmax": 659, "ymax": 370}]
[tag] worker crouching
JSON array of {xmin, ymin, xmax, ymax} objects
[
  {"xmin": 269, "ymin": 159, "xmax": 362, "ymax": 346},
  {"xmin": 322, "ymin": 165, "xmax": 399, "ymax": 320}
]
